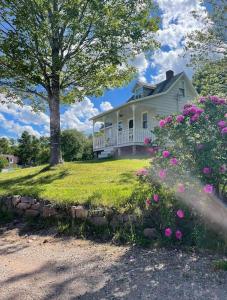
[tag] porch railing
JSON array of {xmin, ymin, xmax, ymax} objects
[{"xmin": 93, "ymin": 128, "xmax": 153, "ymax": 150}]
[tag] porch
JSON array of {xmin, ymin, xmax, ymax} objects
[{"xmin": 92, "ymin": 103, "xmax": 156, "ymax": 152}]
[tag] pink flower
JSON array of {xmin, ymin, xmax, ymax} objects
[
  {"xmin": 198, "ymin": 97, "xmax": 206, "ymax": 103},
  {"xmin": 190, "ymin": 113, "xmax": 200, "ymax": 123},
  {"xmin": 176, "ymin": 209, "xmax": 185, "ymax": 219},
  {"xmin": 146, "ymin": 198, "xmax": 151, "ymax": 206},
  {"xmin": 177, "ymin": 184, "xmax": 185, "ymax": 193},
  {"xmin": 158, "ymin": 169, "xmax": 166, "ymax": 179},
  {"xmin": 225, "ymin": 113, "xmax": 227, "ymax": 118},
  {"xmin": 136, "ymin": 168, "xmax": 148, "ymax": 176},
  {"xmin": 220, "ymin": 165, "xmax": 226, "ymax": 174},
  {"xmin": 144, "ymin": 137, "xmax": 151, "ymax": 145},
  {"xmin": 175, "ymin": 230, "xmax": 183, "ymax": 240},
  {"xmin": 221, "ymin": 127, "xmax": 227, "ymax": 135},
  {"xmin": 176, "ymin": 115, "xmax": 185, "ymax": 123},
  {"xmin": 165, "ymin": 115, "xmax": 173, "ymax": 123},
  {"xmin": 159, "ymin": 119, "xmax": 166, "ymax": 127},
  {"xmin": 153, "ymin": 194, "xmax": 159, "ymax": 202},
  {"xmin": 203, "ymin": 167, "xmax": 211, "ymax": 175},
  {"xmin": 170, "ymin": 157, "xmax": 178, "ymax": 165},
  {"xmin": 203, "ymin": 184, "xmax": 213, "ymax": 194},
  {"xmin": 162, "ymin": 150, "xmax": 170, "ymax": 158},
  {"xmin": 218, "ymin": 120, "xmax": 226, "ymax": 128},
  {"xmin": 165, "ymin": 228, "xmax": 172, "ymax": 237}
]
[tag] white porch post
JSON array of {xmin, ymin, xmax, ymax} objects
[
  {"xmin": 103, "ymin": 116, "xmax": 106, "ymax": 147},
  {"xmin": 92, "ymin": 120, "xmax": 95, "ymax": 150},
  {"xmin": 116, "ymin": 111, "xmax": 119, "ymax": 146},
  {"xmin": 132, "ymin": 104, "xmax": 136, "ymax": 155}
]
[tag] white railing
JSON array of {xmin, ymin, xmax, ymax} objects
[{"xmin": 93, "ymin": 128, "xmax": 153, "ymax": 150}]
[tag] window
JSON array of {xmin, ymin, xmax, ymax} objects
[
  {"xmin": 142, "ymin": 112, "xmax": 148, "ymax": 129},
  {"xmin": 135, "ymin": 87, "xmax": 143, "ymax": 99},
  {"xmin": 179, "ymin": 81, "xmax": 185, "ymax": 97},
  {"xmin": 129, "ymin": 119, "xmax": 134, "ymax": 129}
]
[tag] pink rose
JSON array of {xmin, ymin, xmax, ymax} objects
[
  {"xmin": 158, "ymin": 169, "xmax": 167, "ymax": 179},
  {"xmin": 144, "ymin": 137, "xmax": 151, "ymax": 145},
  {"xmin": 153, "ymin": 194, "xmax": 159, "ymax": 202},
  {"xmin": 176, "ymin": 209, "xmax": 184, "ymax": 219},
  {"xmin": 165, "ymin": 228, "xmax": 172, "ymax": 237},
  {"xmin": 175, "ymin": 230, "xmax": 183, "ymax": 240},
  {"xmin": 176, "ymin": 115, "xmax": 185, "ymax": 123},
  {"xmin": 162, "ymin": 150, "xmax": 170, "ymax": 158},
  {"xmin": 159, "ymin": 119, "xmax": 166, "ymax": 127},
  {"xmin": 218, "ymin": 120, "xmax": 226, "ymax": 128},
  {"xmin": 146, "ymin": 198, "xmax": 151, "ymax": 206},
  {"xmin": 221, "ymin": 127, "xmax": 227, "ymax": 135},
  {"xmin": 203, "ymin": 167, "xmax": 211, "ymax": 175},
  {"xmin": 177, "ymin": 184, "xmax": 185, "ymax": 193},
  {"xmin": 170, "ymin": 158, "xmax": 178, "ymax": 165},
  {"xmin": 165, "ymin": 116, "xmax": 173, "ymax": 123},
  {"xmin": 203, "ymin": 184, "xmax": 213, "ymax": 194}
]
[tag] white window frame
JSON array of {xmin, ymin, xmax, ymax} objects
[{"xmin": 142, "ymin": 111, "xmax": 148, "ymax": 129}]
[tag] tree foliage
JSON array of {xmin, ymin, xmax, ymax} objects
[
  {"xmin": 0, "ymin": 155, "xmax": 8, "ymax": 171},
  {"xmin": 0, "ymin": 0, "xmax": 159, "ymax": 165},
  {"xmin": 185, "ymin": 0, "xmax": 226, "ymax": 67},
  {"xmin": 192, "ymin": 57, "xmax": 227, "ymax": 96},
  {"xmin": 61, "ymin": 129, "xmax": 93, "ymax": 161}
]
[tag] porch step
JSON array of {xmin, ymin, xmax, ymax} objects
[{"xmin": 98, "ymin": 148, "xmax": 114, "ymax": 159}]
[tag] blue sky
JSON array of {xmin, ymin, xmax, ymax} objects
[{"xmin": 0, "ymin": 0, "xmax": 208, "ymax": 139}]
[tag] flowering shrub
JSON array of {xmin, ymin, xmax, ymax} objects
[{"xmin": 138, "ymin": 96, "xmax": 227, "ymax": 247}]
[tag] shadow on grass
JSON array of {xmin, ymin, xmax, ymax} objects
[{"xmin": 0, "ymin": 167, "xmax": 69, "ymax": 199}]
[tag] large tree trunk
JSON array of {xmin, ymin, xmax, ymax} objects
[{"xmin": 49, "ymin": 89, "xmax": 61, "ymax": 166}]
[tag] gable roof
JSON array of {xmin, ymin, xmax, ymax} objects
[
  {"xmin": 90, "ymin": 71, "xmax": 198, "ymax": 121},
  {"xmin": 127, "ymin": 72, "xmax": 183, "ymax": 102}
]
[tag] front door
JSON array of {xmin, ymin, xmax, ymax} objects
[{"xmin": 128, "ymin": 119, "xmax": 133, "ymax": 141}]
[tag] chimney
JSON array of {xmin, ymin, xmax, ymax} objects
[{"xmin": 166, "ymin": 70, "xmax": 174, "ymax": 80}]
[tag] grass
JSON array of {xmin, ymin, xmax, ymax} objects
[{"xmin": 0, "ymin": 158, "xmax": 149, "ymax": 208}]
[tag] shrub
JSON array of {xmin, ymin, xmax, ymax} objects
[
  {"xmin": 137, "ymin": 95, "xmax": 227, "ymax": 249},
  {"xmin": 0, "ymin": 156, "xmax": 8, "ymax": 171}
]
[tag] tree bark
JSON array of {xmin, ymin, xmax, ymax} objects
[{"xmin": 49, "ymin": 89, "xmax": 61, "ymax": 166}]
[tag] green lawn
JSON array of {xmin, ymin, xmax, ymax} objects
[{"xmin": 0, "ymin": 159, "xmax": 148, "ymax": 207}]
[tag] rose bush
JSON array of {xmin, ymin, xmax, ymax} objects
[{"xmin": 136, "ymin": 96, "xmax": 227, "ymax": 248}]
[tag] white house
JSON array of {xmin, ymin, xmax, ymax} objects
[{"xmin": 91, "ymin": 70, "xmax": 198, "ymax": 158}]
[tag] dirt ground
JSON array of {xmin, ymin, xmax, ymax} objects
[{"xmin": 1, "ymin": 222, "xmax": 227, "ymax": 300}]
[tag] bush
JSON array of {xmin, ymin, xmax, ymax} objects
[
  {"xmin": 0, "ymin": 156, "xmax": 8, "ymax": 171},
  {"xmin": 137, "ymin": 95, "xmax": 227, "ymax": 249}
]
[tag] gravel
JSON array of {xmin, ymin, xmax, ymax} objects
[{"xmin": 0, "ymin": 223, "xmax": 227, "ymax": 300}]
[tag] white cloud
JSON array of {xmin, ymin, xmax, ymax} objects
[
  {"xmin": 151, "ymin": 0, "xmax": 207, "ymax": 82},
  {"xmin": 100, "ymin": 101, "xmax": 113, "ymax": 112},
  {"xmin": 130, "ymin": 53, "xmax": 149, "ymax": 82},
  {"xmin": 0, "ymin": 112, "xmax": 41, "ymax": 137}
]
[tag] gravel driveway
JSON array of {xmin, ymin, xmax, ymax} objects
[{"xmin": 0, "ymin": 222, "xmax": 227, "ymax": 300}]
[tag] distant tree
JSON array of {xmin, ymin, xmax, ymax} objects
[
  {"xmin": 36, "ymin": 137, "xmax": 50, "ymax": 165},
  {"xmin": 0, "ymin": 155, "xmax": 8, "ymax": 171},
  {"xmin": 82, "ymin": 135, "xmax": 94, "ymax": 161},
  {"xmin": 0, "ymin": 0, "xmax": 159, "ymax": 165},
  {"xmin": 61, "ymin": 129, "xmax": 92, "ymax": 161},
  {"xmin": 192, "ymin": 58, "xmax": 227, "ymax": 96},
  {"xmin": 16, "ymin": 131, "xmax": 37, "ymax": 165},
  {"xmin": 0, "ymin": 137, "xmax": 11, "ymax": 154}
]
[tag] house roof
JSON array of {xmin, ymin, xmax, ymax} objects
[
  {"xmin": 127, "ymin": 72, "xmax": 183, "ymax": 102},
  {"xmin": 90, "ymin": 71, "xmax": 197, "ymax": 121}
]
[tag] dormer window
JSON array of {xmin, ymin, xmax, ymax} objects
[{"xmin": 135, "ymin": 87, "xmax": 143, "ymax": 99}]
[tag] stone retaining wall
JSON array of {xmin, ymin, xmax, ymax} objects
[{"xmin": 0, "ymin": 195, "xmax": 140, "ymax": 229}]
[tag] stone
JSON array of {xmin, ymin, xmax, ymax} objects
[
  {"xmin": 12, "ymin": 195, "xmax": 21, "ymax": 207},
  {"xmin": 143, "ymin": 228, "xmax": 158, "ymax": 240},
  {"xmin": 123, "ymin": 214, "xmax": 137, "ymax": 223},
  {"xmin": 110, "ymin": 214, "xmax": 124, "ymax": 228},
  {"xmin": 42, "ymin": 205, "xmax": 57, "ymax": 218},
  {"xmin": 89, "ymin": 208, "xmax": 105, "ymax": 217},
  {"xmin": 89, "ymin": 216, "xmax": 108, "ymax": 226},
  {"xmin": 17, "ymin": 202, "xmax": 31, "ymax": 210},
  {"xmin": 25, "ymin": 209, "xmax": 40, "ymax": 217},
  {"xmin": 71, "ymin": 206, "xmax": 88, "ymax": 220},
  {"xmin": 20, "ymin": 196, "xmax": 37, "ymax": 205},
  {"xmin": 5, "ymin": 197, "xmax": 13, "ymax": 209},
  {"xmin": 31, "ymin": 203, "xmax": 42, "ymax": 210}
]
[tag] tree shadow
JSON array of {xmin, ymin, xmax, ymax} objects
[
  {"xmin": 1, "ymin": 242, "xmax": 227, "ymax": 300},
  {"xmin": 0, "ymin": 168, "xmax": 69, "ymax": 199}
]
